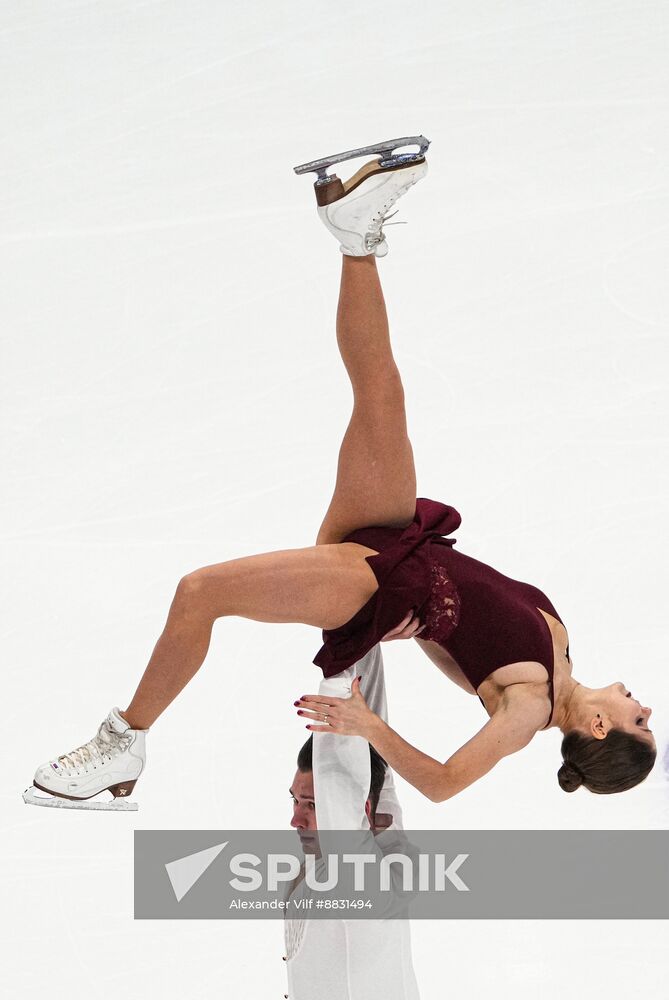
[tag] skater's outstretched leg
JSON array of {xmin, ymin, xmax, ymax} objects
[
  {"xmin": 316, "ymin": 254, "xmax": 417, "ymax": 545},
  {"xmin": 24, "ymin": 542, "xmax": 380, "ymax": 809},
  {"xmin": 122, "ymin": 543, "xmax": 380, "ymax": 730}
]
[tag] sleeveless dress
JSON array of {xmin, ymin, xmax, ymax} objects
[{"xmin": 312, "ymin": 498, "xmax": 564, "ymax": 730}]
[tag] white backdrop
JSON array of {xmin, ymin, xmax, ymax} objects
[{"xmin": 2, "ymin": 1, "xmax": 668, "ymax": 997}]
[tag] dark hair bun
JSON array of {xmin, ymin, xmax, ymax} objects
[{"xmin": 558, "ymin": 760, "xmax": 584, "ymax": 793}]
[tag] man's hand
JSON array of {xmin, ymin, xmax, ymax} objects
[{"xmin": 381, "ymin": 609, "xmax": 426, "ymax": 641}]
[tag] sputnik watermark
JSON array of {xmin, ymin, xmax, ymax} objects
[
  {"xmin": 227, "ymin": 851, "xmax": 469, "ymax": 892},
  {"xmin": 135, "ymin": 830, "xmax": 669, "ymax": 919}
]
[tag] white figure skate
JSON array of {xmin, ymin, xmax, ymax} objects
[
  {"xmin": 294, "ymin": 135, "xmax": 430, "ymax": 257},
  {"xmin": 22, "ymin": 706, "xmax": 147, "ymax": 811}
]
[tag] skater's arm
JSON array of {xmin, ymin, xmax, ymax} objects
[
  {"xmin": 311, "ymin": 645, "xmax": 406, "ymax": 829},
  {"xmin": 301, "ymin": 683, "xmax": 545, "ymax": 802},
  {"xmin": 365, "ymin": 705, "xmax": 541, "ymax": 802},
  {"xmin": 356, "ymin": 644, "xmax": 405, "ymax": 829},
  {"xmin": 312, "ymin": 662, "xmax": 374, "ymax": 832}
]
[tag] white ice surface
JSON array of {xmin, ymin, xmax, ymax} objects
[{"xmin": 2, "ymin": 1, "xmax": 668, "ymax": 997}]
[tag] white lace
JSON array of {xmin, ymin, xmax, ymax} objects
[
  {"xmin": 283, "ymin": 864, "xmax": 307, "ymax": 958},
  {"xmin": 57, "ymin": 721, "xmax": 131, "ymax": 773},
  {"xmin": 365, "ymin": 208, "xmax": 408, "ymax": 250},
  {"xmin": 284, "ymin": 914, "xmax": 306, "ymax": 960}
]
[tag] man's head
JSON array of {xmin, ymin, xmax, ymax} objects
[{"xmin": 289, "ymin": 735, "xmax": 388, "ymax": 842}]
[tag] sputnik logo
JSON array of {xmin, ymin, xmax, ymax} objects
[{"xmin": 165, "ymin": 841, "xmax": 229, "ymax": 902}]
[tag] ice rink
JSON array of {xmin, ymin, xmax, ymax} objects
[{"xmin": 2, "ymin": 1, "xmax": 668, "ymax": 997}]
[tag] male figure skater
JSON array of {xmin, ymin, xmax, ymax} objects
[{"xmin": 283, "ymin": 644, "xmax": 421, "ymax": 999}]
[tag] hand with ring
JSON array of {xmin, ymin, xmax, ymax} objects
[{"xmin": 294, "ymin": 678, "xmax": 377, "ymax": 738}]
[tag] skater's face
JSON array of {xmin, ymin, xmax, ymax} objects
[
  {"xmin": 289, "ymin": 768, "xmax": 375, "ymax": 842},
  {"xmin": 593, "ymin": 683, "xmax": 654, "ymax": 746},
  {"xmin": 289, "ymin": 769, "xmax": 318, "ymax": 838}
]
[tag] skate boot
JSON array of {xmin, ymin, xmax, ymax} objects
[
  {"xmin": 294, "ymin": 135, "xmax": 430, "ymax": 257},
  {"xmin": 22, "ymin": 706, "xmax": 147, "ymax": 811}
]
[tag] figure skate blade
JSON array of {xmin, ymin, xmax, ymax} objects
[
  {"xmin": 293, "ymin": 135, "xmax": 430, "ymax": 180},
  {"xmin": 22, "ymin": 785, "xmax": 138, "ymax": 812}
]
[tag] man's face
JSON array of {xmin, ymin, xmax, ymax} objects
[
  {"xmin": 290, "ymin": 769, "xmax": 317, "ymax": 829},
  {"xmin": 289, "ymin": 769, "xmax": 318, "ymax": 849},
  {"xmin": 289, "ymin": 768, "xmax": 376, "ymax": 842}
]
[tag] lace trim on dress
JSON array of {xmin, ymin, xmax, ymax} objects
[
  {"xmin": 284, "ymin": 913, "xmax": 306, "ymax": 960},
  {"xmin": 284, "ymin": 869, "xmax": 307, "ymax": 958},
  {"xmin": 420, "ymin": 560, "xmax": 461, "ymax": 644}
]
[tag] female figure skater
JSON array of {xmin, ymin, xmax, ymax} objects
[{"xmin": 23, "ymin": 137, "xmax": 655, "ymax": 811}]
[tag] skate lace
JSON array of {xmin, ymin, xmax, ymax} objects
[
  {"xmin": 57, "ymin": 721, "xmax": 131, "ymax": 772},
  {"xmin": 365, "ymin": 209, "xmax": 408, "ymax": 249}
]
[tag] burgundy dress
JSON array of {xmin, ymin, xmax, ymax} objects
[{"xmin": 312, "ymin": 498, "xmax": 564, "ymax": 730}]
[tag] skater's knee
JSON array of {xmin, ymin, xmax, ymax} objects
[
  {"xmin": 172, "ymin": 566, "xmax": 232, "ymax": 623},
  {"xmin": 173, "ymin": 571, "xmax": 213, "ymax": 615}
]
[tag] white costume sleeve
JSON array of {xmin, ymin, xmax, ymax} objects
[
  {"xmin": 307, "ymin": 646, "xmax": 421, "ymax": 1000},
  {"xmin": 313, "ymin": 643, "xmax": 404, "ymax": 831}
]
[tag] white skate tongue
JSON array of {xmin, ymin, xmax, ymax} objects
[{"xmin": 106, "ymin": 706, "xmax": 131, "ymax": 735}]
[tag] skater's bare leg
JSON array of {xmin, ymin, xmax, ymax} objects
[
  {"xmin": 121, "ymin": 543, "xmax": 378, "ymax": 730},
  {"xmin": 123, "ymin": 258, "xmax": 415, "ymax": 731},
  {"xmin": 316, "ymin": 255, "xmax": 417, "ymax": 545}
]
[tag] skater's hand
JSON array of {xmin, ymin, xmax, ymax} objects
[
  {"xmin": 381, "ymin": 609, "xmax": 427, "ymax": 642},
  {"xmin": 295, "ymin": 678, "xmax": 376, "ymax": 738}
]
